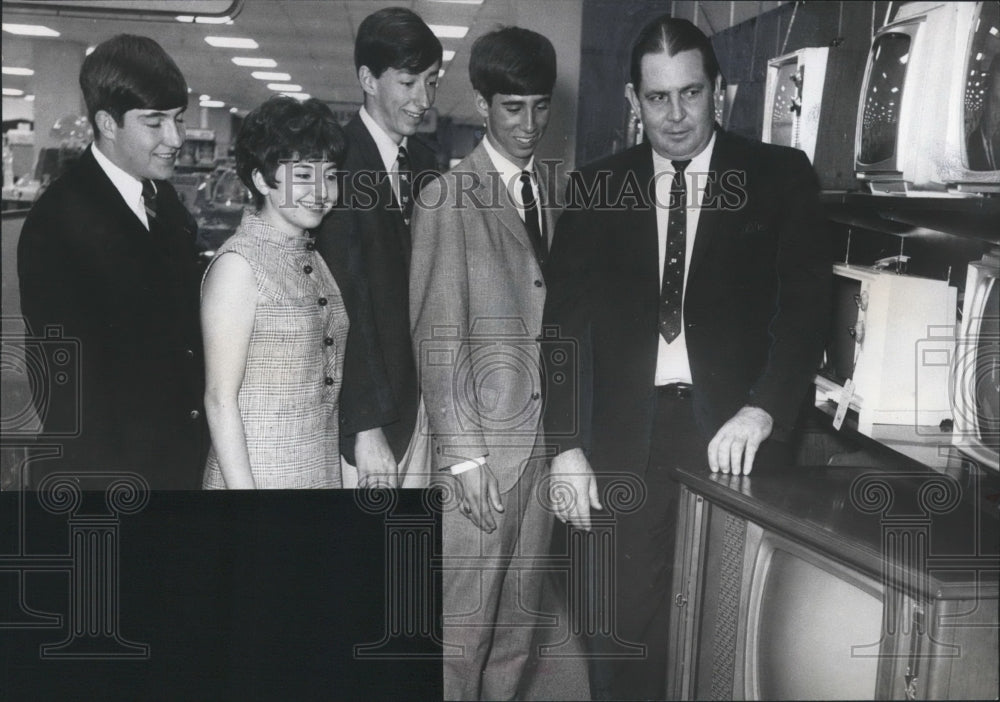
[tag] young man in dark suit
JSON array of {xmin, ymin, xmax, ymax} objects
[
  {"xmin": 542, "ymin": 15, "xmax": 831, "ymax": 700},
  {"xmin": 17, "ymin": 34, "xmax": 207, "ymax": 490},
  {"xmin": 316, "ymin": 7, "xmax": 442, "ymax": 488}
]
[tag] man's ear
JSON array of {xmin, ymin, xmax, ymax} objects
[
  {"xmin": 473, "ymin": 91, "xmax": 490, "ymax": 121},
  {"xmin": 358, "ymin": 65, "xmax": 378, "ymax": 97},
  {"xmin": 625, "ymin": 83, "xmax": 641, "ymax": 119},
  {"xmin": 94, "ymin": 110, "xmax": 118, "ymax": 142}
]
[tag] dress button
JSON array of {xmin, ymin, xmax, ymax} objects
[
  {"xmin": 304, "ymin": 265, "xmax": 313, "ymax": 274},
  {"xmin": 305, "ymin": 241, "xmax": 316, "ymax": 251},
  {"xmin": 324, "ymin": 337, "xmax": 334, "ymax": 346},
  {"xmin": 534, "ymin": 280, "xmax": 543, "ymax": 288},
  {"xmin": 325, "ymin": 377, "xmax": 334, "ymax": 386},
  {"xmin": 189, "ymin": 409, "xmax": 201, "ymax": 420},
  {"xmin": 318, "ymin": 297, "xmax": 327, "ymax": 306}
]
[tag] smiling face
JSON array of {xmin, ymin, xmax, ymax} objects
[
  {"xmin": 97, "ymin": 106, "xmax": 186, "ymax": 180},
  {"xmin": 361, "ymin": 62, "xmax": 441, "ymax": 143},
  {"xmin": 476, "ymin": 92, "xmax": 551, "ymax": 168},
  {"xmin": 626, "ymin": 48, "xmax": 718, "ymax": 161},
  {"xmin": 254, "ymin": 160, "xmax": 339, "ymax": 236}
]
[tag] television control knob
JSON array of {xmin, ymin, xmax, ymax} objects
[
  {"xmin": 849, "ymin": 320, "xmax": 865, "ymax": 344},
  {"xmin": 673, "ymin": 593, "xmax": 688, "ymax": 608}
]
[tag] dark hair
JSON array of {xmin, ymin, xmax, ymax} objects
[
  {"xmin": 79, "ymin": 34, "xmax": 188, "ymax": 130},
  {"xmin": 469, "ymin": 27, "xmax": 556, "ymax": 103},
  {"xmin": 235, "ymin": 96, "xmax": 347, "ymax": 209},
  {"xmin": 355, "ymin": 7, "xmax": 443, "ymax": 77},
  {"xmin": 629, "ymin": 15, "xmax": 721, "ymax": 88}
]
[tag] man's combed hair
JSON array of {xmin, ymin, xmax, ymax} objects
[
  {"xmin": 354, "ymin": 7, "xmax": 443, "ymax": 77},
  {"xmin": 629, "ymin": 15, "xmax": 721, "ymax": 87},
  {"xmin": 79, "ymin": 34, "xmax": 188, "ymax": 129},
  {"xmin": 469, "ymin": 27, "xmax": 556, "ymax": 102},
  {"xmin": 235, "ymin": 96, "xmax": 348, "ymax": 209}
]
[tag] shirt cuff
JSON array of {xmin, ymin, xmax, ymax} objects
[{"xmin": 447, "ymin": 456, "xmax": 486, "ymax": 475}]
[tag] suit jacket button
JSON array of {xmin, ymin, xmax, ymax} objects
[
  {"xmin": 185, "ymin": 348, "xmax": 195, "ymax": 359},
  {"xmin": 318, "ymin": 297, "xmax": 328, "ymax": 306},
  {"xmin": 304, "ymin": 265, "xmax": 313, "ymax": 274},
  {"xmin": 324, "ymin": 377, "xmax": 334, "ymax": 386},
  {"xmin": 324, "ymin": 337, "xmax": 334, "ymax": 346},
  {"xmin": 534, "ymin": 280, "xmax": 543, "ymax": 288},
  {"xmin": 189, "ymin": 410, "xmax": 201, "ymax": 420},
  {"xmin": 531, "ymin": 392, "xmax": 540, "ymax": 400}
]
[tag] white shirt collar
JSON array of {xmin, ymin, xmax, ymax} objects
[
  {"xmin": 90, "ymin": 141, "xmax": 150, "ymax": 228},
  {"xmin": 359, "ymin": 106, "xmax": 409, "ymax": 172},
  {"xmin": 650, "ymin": 130, "xmax": 716, "ymax": 176},
  {"xmin": 481, "ymin": 135, "xmax": 536, "ymax": 188}
]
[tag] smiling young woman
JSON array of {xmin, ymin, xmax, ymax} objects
[{"xmin": 200, "ymin": 95, "xmax": 350, "ymax": 489}]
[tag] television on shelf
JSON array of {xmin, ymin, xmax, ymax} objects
[
  {"xmin": 951, "ymin": 248, "xmax": 1000, "ymax": 472},
  {"xmin": 855, "ymin": 0, "xmax": 1000, "ymax": 196},
  {"xmin": 814, "ymin": 263, "xmax": 957, "ymax": 436},
  {"xmin": 762, "ymin": 48, "xmax": 830, "ymax": 162}
]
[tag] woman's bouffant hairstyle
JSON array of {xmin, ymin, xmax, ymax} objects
[
  {"xmin": 79, "ymin": 34, "xmax": 188, "ymax": 130},
  {"xmin": 235, "ymin": 96, "xmax": 347, "ymax": 209}
]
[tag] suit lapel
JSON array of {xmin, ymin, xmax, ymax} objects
[
  {"xmin": 79, "ymin": 147, "xmax": 154, "ymax": 241},
  {"xmin": 469, "ymin": 143, "xmax": 540, "ymax": 261},
  {"xmin": 689, "ymin": 128, "xmax": 734, "ymax": 281},
  {"xmin": 628, "ymin": 144, "xmax": 660, "ymax": 294}
]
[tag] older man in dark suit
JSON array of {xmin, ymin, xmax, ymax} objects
[
  {"xmin": 17, "ymin": 34, "xmax": 206, "ymax": 489},
  {"xmin": 542, "ymin": 15, "xmax": 831, "ymax": 700},
  {"xmin": 315, "ymin": 7, "xmax": 442, "ymax": 488}
]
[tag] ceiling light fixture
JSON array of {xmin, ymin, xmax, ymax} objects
[
  {"xmin": 267, "ymin": 83, "xmax": 302, "ymax": 92},
  {"xmin": 428, "ymin": 24, "xmax": 469, "ymax": 39},
  {"xmin": 2, "ymin": 67, "xmax": 34, "ymax": 76},
  {"xmin": 2, "ymin": 23, "xmax": 60, "ymax": 37},
  {"xmin": 205, "ymin": 36, "xmax": 259, "ymax": 49},
  {"xmin": 200, "ymin": 100, "xmax": 225, "ymax": 108},
  {"xmin": 232, "ymin": 57, "xmax": 278, "ymax": 68},
  {"xmin": 442, "ymin": 50, "xmax": 456, "ymax": 62},
  {"xmin": 283, "ymin": 92, "xmax": 311, "ymax": 101},
  {"xmin": 251, "ymin": 71, "xmax": 292, "ymax": 81},
  {"xmin": 3, "ymin": 87, "xmax": 25, "ymax": 96}
]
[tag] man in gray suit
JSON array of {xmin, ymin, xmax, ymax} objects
[{"xmin": 410, "ymin": 27, "xmax": 559, "ymax": 701}]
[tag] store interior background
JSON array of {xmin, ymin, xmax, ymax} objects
[{"xmin": 2, "ymin": 0, "xmax": 998, "ymax": 486}]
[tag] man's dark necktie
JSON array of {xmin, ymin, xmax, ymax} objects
[
  {"xmin": 519, "ymin": 170, "xmax": 546, "ymax": 267},
  {"xmin": 141, "ymin": 178, "xmax": 158, "ymax": 228},
  {"xmin": 397, "ymin": 145, "xmax": 412, "ymax": 225},
  {"xmin": 658, "ymin": 159, "xmax": 690, "ymax": 343}
]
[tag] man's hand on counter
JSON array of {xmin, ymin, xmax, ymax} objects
[{"xmin": 708, "ymin": 406, "xmax": 774, "ymax": 476}]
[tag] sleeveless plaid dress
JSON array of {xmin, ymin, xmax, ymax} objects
[{"xmin": 202, "ymin": 210, "xmax": 348, "ymax": 488}]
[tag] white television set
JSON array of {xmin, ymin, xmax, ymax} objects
[
  {"xmin": 951, "ymin": 248, "xmax": 1000, "ymax": 472},
  {"xmin": 815, "ymin": 264, "xmax": 958, "ymax": 435},
  {"xmin": 855, "ymin": 1, "xmax": 1000, "ymax": 196}
]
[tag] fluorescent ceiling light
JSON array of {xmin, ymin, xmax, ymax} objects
[
  {"xmin": 429, "ymin": 0, "xmax": 484, "ymax": 4},
  {"xmin": 3, "ymin": 88, "xmax": 25, "ymax": 96},
  {"xmin": 3, "ymin": 67, "xmax": 34, "ymax": 76},
  {"xmin": 267, "ymin": 83, "xmax": 302, "ymax": 92},
  {"xmin": 283, "ymin": 92, "xmax": 311, "ymax": 101},
  {"xmin": 200, "ymin": 100, "xmax": 225, "ymax": 108},
  {"xmin": 251, "ymin": 71, "xmax": 291, "ymax": 81},
  {"xmin": 199, "ymin": 94, "xmax": 212, "ymax": 101},
  {"xmin": 205, "ymin": 36, "xmax": 258, "ymax": 49},
  {"xmin": 176, "ymin": 15, "xmax": 195, "ymax": 22},
  {"xmin": 229, "ymin": 107, "xmax": 239, "ymax": 114},
  {"xmin": 428, "ymin": 24, "xmax": 469, "ymax": 39},
  {"xmin": 25, "ymin": 94, "xmax": 34, "ymax": 102},
  {"xmin": 2, "ymin": 23, "xmax": 60, "ymax": 37},
  {"xmin": 86, "ymin": 46, "xmax": 96, "ymax": 55},
  {"xmin": 232, "ymin": 57, "xmax": 277, "ymax": 68},
  {"xmin": 438, "ymin": 69, "xmax": 446, "ymax": 78},
  {"xmin": 442, "ymin": 50, "xmax": 456, "ymax": 62}
]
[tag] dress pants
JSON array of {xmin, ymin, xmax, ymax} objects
[{"xmin": 442, "ymin": 456, "xmax": 553, "ymax": 700}]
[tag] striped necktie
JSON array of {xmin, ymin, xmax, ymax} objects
[{"xmin": 141, "ymin": 178, "xmax": 158, "ymax": 227}]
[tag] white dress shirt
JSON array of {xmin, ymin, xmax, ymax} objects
[
  {"xmin": 653, "ymin": 132, "xmax": 716, "ymax": 386},
  {"xmin": 91, "ymin": 141, "xmax": 152, "ymax": 230},
  {"xmin": 358, "ymin": 106, "xmax": 409, "ymax": 202}
]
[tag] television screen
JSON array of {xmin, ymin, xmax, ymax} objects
[
  {"xmin": 753, "ymin": 548, "xmax": 882, "ymax": 700},
  {"xmin": 964, "ymin": 1, "xmax": 1000, "ymax": 171},
  {"xmin": 858, "ymin": 32, "xmax": 911, "ymax": 166},
  {"xmin": 973, "ymin": 280, "xmax": 999, "ymax": 454}
]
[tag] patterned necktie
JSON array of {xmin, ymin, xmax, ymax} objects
[
  {"xmin": 396, "ymin": 145, "xmax": 412, "ymax": 225},
  {"xmin": 519, "ymin": 170, "xmax": 546, "ymax": 267},
  {"xmin": 658, "ymin": 159, "xmax": 691, "ymax": 343},
  {"xmin": 141, "ymin": 178, "xmax": 158, "ymax": 227}
]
